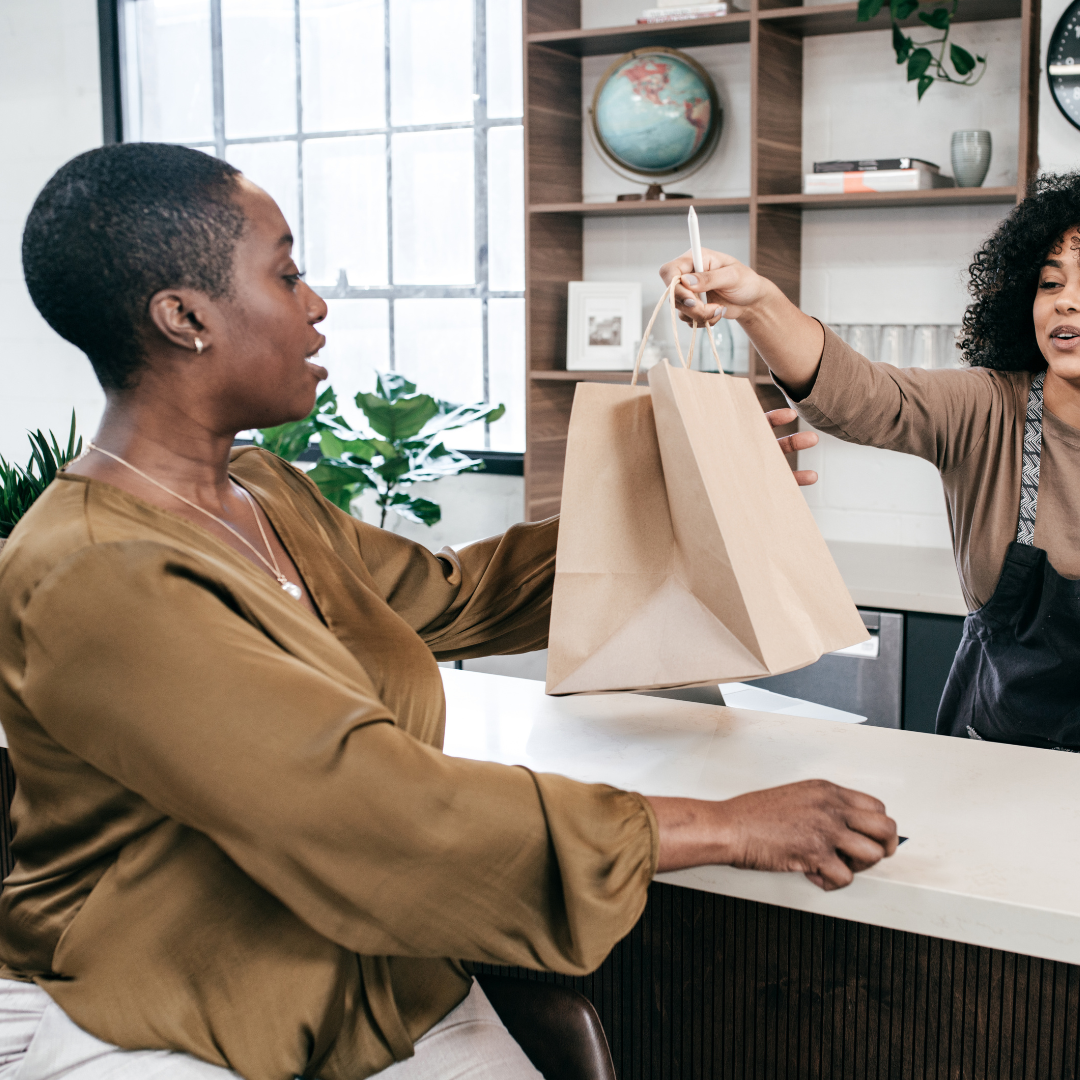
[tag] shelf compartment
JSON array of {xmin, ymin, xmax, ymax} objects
[
  {"xmin": 527, "ymin": 13, "xmax": 751, "ymax": 56},
  {"xmin": 526, "ymin": 0, "xmax": 1017, "ymax": 57},
  {"xmin": 760, "ymin": 0, "xmax": 1021, "ymax": 37},
  {"xmin": 759, "ymin": 186, "xmax": 1018, "ymax": 210},
  {"xmin": 530, "ymin": 197, "xmax": 750, "ymax": 217}
]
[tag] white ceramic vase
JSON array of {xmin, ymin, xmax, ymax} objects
[{"xmin": 951, "ymin": 130, "xmax": 992, "ymax": 188}]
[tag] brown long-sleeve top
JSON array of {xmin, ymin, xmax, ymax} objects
[
  {"xmin": 0, "ymin": 448, "xmax": 657, "ymax": 1080},
  {"xmin": 791, "ymin": 327, "xmax": 1080, "ymax": 612}
]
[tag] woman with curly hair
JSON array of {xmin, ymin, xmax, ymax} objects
[{"xmin": 661, "ymin": 172, "xmax": 1080, "ymax": 748}]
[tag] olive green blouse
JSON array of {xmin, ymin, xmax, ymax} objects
[{"xmin": 0, "ymin": 448, "xmax": 657, "ymax": 1080}]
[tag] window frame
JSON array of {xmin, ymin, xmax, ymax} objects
[{"xmin": 100, "ymin": 0, "xmax": 526, "ymax": 459}]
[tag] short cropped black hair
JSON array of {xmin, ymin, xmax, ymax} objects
[
  {"xmin": 22, "ymin": 143, "xmax": 246, "ymax": 390},
  {"xmin": 961, "ymin": 171, "xmax": 1080, "ymax": 373}
]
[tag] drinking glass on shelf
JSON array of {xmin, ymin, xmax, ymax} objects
[
  {"xmin": 878, "ymin": 325, "xmax": 910, "ymax": 367},
  {"xmin": 908, "ymin": 325, "xmax": 938, "ymax": 369},
  {"xmin": 846, "ymin": 325, "xmax": 880, "ymax": 362},
  {"xmin": 694, "ymin": 319, "xmax": 734, "ymax": 373}
]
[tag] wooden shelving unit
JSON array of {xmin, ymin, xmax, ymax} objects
[{"xmin": 523, "ymin": 0, "xmax": 1040, "ymax": 520}]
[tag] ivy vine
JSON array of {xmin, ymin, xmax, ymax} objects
[{"xmin": 857, "ymin": 0, "xmax": 987, "ymax": 99}]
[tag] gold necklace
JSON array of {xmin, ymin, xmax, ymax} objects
[{"xmin": 86, "ymin": 442, "xmax": 304, "ymax": 601}]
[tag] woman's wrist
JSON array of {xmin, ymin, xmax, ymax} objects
[
  {"xmin": 647, "ymin": 796, "xmax": 738, "ymax": 873},
  {"xmin": 736, "ymin": 282, "xmax": 824, "ymax": 400}
]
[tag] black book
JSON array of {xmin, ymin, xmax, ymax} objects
[{"xmin": 813, "ymin": 157, "xmax": 940, "ymax": 173}]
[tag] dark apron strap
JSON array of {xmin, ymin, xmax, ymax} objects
[{"xmin": 1016, "ymin": 370, "xmax": 1045, "ymax": 546}]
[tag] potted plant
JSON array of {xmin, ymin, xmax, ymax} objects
[
  {"xmin": 0, "ymin": 414, "xmax": 82, "ymax": 553},
  {"xmin": 255, "ymin": 374, "xmax": 505, "ymax": 528}
]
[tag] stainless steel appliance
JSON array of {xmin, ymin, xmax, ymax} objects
[{"xmin": 748, "ymin": 610, "xmax": 904, "ymax": 728}]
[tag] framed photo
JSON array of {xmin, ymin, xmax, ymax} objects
[{"xmin": 566, "ymin": 282, "xmax": 643, "ymax": 371}]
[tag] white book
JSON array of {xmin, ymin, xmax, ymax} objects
[{"xmin": 803, "ymin": 169, "xmax": 955, "ymax": 194}]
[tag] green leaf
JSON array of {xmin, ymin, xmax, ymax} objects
[
  {"xmin": 307, "ymin": 460, "xmax": 373, "ymax": 512},
  {"xmin": 857, "ymin": 0, "xmax": 886, "ymax": 20},
  {"xmin": 890, "ymin": 0, "xmax": 919, "ymax": 20},
  {"xmin": 892, "ymin": 23, "xmax": 913, "ymax": 61},
  {"xmin": 917, "ymin": 73, "xmax": 934, "ymax": 98},
  {"xmin": 918, "ymin": 6, "xmax": 950, "ymax": 28},
  {"xmin": 318, "ymin": 430, "xmax": 345, "ymax": 458},
  {"xmin": 907, "ymin": 47, "xmax": 933, "ymax": 81},
  {"xmin": 355, "ymin": 391, "xmax": 440, "ymax": 440},
  {"xmin": 375, "ymin": 372, "xmax": 418, "ymax": 402},
  {"xmin": 423, "ymin": 400, "xmax": 508, "ymax": 435},
  {"xmin": 391, "ymin": 497, "xmax": 441, "ymax": 527},
  {"xmin": 950, "ymin": 42, "xmax": 976, "ymax": 75}
]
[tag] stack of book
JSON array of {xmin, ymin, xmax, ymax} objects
[
  {"xmin": 804, "ymin": 158, "xmax": 955, "ymax": 194},
  {"xmin": 638, "ymin": 2, "xmax": 730, "ymax": 23}
]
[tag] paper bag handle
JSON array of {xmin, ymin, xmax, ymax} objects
[{"xmin": 631, "ymin": 275, "xmax": 728, "ymax": 386}]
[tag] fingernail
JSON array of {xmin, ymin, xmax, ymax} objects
[
  {"xmin": 684, "ymin": 275, "xmax": 698, "ymax": 286},
  {"xmin": 682, "ymin": 297, "xmax": 697, "ymax": 307}
]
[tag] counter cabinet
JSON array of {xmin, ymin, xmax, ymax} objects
[{"xmin": 482, "ymin": 882, "xmax": 1080, "ymax": 1079}]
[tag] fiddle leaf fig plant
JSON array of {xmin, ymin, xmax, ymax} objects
[
  {"xmin": 857, "ymin": 0, "xmax": 986, "ymax": 99},
  {"xmin": 255, "ymin": 374, "xmax": 505, "ymax": 529},
  {"xmin": 0, "ymin": 412, "xmax": 83, "ymax": 540}
]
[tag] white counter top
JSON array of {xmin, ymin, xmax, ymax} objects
[
  {"xmin": 826, "ymin": 540, "xmax": 967, "ymax": 617},
  {"xmin": 443, "ymin": 668, "xmax": 1080, "ymax": 964}
]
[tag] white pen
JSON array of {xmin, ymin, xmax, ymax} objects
[{"xmin": 687, "ymin": 206, "xmax": 708, "ymax": 308}]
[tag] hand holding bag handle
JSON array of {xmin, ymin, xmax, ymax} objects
[{"xmin": 631, "ymin": 275, "xmax": 728, "ymax": 386}]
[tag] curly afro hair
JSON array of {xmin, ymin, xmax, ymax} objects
[
  {"xmin": 961, "ymin": 171, "xmax": 1080, "ymax": 372},
  {"xmin": 22, "ymin": 143, "xmax": 245, "ymax": 391}
]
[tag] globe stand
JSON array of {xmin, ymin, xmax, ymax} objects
[{"xmin": 616, "ymin": 183, "xmax": 694, "ymax": 201}]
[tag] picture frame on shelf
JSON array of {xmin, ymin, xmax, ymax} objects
[{"xmin": 566, "ymin": 282, "xmax": 642, "ymax": 371}]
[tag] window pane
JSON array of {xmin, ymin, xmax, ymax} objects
[
  {"xmin": 121, "ymin": 0, "xmax": 214, "ymax": 143},
  {"xmin": 300, "ymin": 0, "xmax": 385, "ymax": 133},
  {"xmin": 394, "ymin": 299, "xmax": 483, "ymax": 448},
  {"xmin": 487, "ymin": 299, "xmax": 525, "ymax": 452},
  {"xmin": 319, "ymin": 299, "xmax": 390, "ymax": 432},
  {"xmin": 486, "ymin": 0, "xmax": 522, "ymax": 119},
  {"xmin": 304, "ymin": 135, "xmax": 388, "ymax": 287},
  {"xmin": 487, "ymin": 126, "xmax": 524, "ymax": 292},
  {"xmin": 221, "ymin": 0, "xmax": 297, "ymax": 139},
  {"xmin": 226, "ymin": 141, "xmax": 300, "ymax": 241},
  {"xmin": 389, "ymin": 0, "xmax": 473, "ymax": 125},
  {"xmin": 392, "ymin": 130, "xmax": 474, "ymax": 285}
]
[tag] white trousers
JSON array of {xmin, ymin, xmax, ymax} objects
[{"xmin": 0, "ymin": 978, "xmax": 541, "ymax": 1080}]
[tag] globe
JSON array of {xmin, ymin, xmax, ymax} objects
[{"xmin": 592, "ymin": 48, "xmax": 721, "ymax": 177}]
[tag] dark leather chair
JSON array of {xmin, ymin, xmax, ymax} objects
[
  {"xmin": 0, "ymin": 752, "xmax": 616, "ymax": 1078},
  {"xmin": 477, "ymin": 974, "xmax": 617, "ymax": 1080}
]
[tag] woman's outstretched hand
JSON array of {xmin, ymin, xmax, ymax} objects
[
  {"xmin": 660, "ymin": 247, "xmax": 825, "ymax": 398},
  {"xmin": 648, "ymin": 780, "xmax": 899, "ymax": 891},
  {"xmin": 766, "ymin": 407, "xmax": 818, "ymax": 486},
  {"xmin": 660, "ymin": 247, "xmax": 770, "ymax": 326}
]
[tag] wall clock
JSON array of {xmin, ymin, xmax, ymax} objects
[{"xmin": 1049, "ymin": 0, "xmax": 1080, "ymax": 130}]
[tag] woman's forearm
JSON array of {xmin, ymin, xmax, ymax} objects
[
  {"xmin": 647, "ymin": 780, "xmax": 898, "ymax": 892},
  {"xmin": 735, "ymin": 282, "xmax": 825, "ymax": 399},
  {"xmin": 659, "ymin": 250, "xmax": 825, "ymax": 399}
]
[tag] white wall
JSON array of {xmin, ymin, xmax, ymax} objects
[
  {"xmin": 580, "ymin": 0, "xmax": 1077, "ymax": 551},
  {"xmin": 0, "ymin": 0, "xmax": 105, "ymax": 465}
]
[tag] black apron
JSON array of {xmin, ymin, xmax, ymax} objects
[{"xmin": 936, "ymin": 371, "xmax": 1080, "ymax": 749}]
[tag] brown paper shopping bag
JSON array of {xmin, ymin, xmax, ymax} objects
[{"xmin": 545, "ymin": 277, "xmax": 868, "ymax": 695}]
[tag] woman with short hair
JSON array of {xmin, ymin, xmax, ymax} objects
[{"xmin": 0, "ymin": 143, "xmax": 896, "ymax": 1079}]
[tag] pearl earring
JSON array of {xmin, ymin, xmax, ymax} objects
[{"xmin": 194, "ymin": 337, "xmax": 204, "ymax": 355}]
